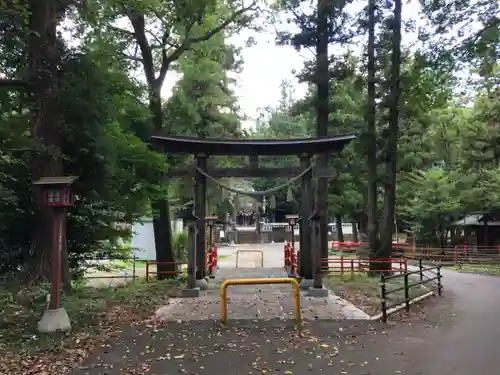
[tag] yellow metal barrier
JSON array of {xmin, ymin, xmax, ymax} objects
[
  {"xmin": 220, "ymin": 278, "xmax": 301, "ymax": 327},
  {"xmin": 235, "ymin": 250, "xmax": 264, "ymax": 268}
]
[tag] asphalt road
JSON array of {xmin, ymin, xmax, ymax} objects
[{"xmin": 73, "ymin": 259, "xmax": 500, "ymax": 374}]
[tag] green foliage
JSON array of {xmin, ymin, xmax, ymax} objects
[
  {"xmin": 1, "ymin": 0, "xmax": 499, "ymax": 281},
  {"xmin": 172, "ymin": 230, "xmax": 189, "ymax": 262},
  {"xmin": 0, "ymin": 41, "xmax": 167, "ymax": 274}
]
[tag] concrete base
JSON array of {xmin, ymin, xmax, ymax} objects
[
  {"xmin": 195, "ymin": 278, "xmax": 209, "ymax": 290},
  {"xmin": 181, "ymin": 287, "xmax": 201, "ymax": 298},
  {"xmin": 37, "ymin": 308, "xmax": 71, "ymax": 333},
  {"xmin": 300, "ymin": 278, "xmax": 314, "ymax": 291},
  {"xmin": 307, "ymin": 287, "xmax": 329, "ymax": 297}
]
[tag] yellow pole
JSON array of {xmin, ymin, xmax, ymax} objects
[{"xmin": 220, "ymin": 278, "xmax": 301, "ymax": 327}]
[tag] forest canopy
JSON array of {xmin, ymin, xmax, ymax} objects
[{"xmin": 0, "ymin": 0, "xmax": 499, "ymax": 281}]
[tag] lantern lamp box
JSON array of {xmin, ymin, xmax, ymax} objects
[
  {"xmin": 285, "ymin": 214, "xmax": 300, "ymax": 226},
  {"xmin": 205, "ymin": 215, "xmax": 218, "ymax": 226},
  {"xmin": 33, "ymin": 176, "xmax": 78, "ymax": 207}
]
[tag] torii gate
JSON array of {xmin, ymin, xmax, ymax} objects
[{"xmin": 151, "ymin": 134, "xmax": 355, "ymax": 295}]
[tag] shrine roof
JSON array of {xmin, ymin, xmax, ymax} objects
[{"xmin": 151, "ymin": 134, "xmax": 356, "ymax": 155}]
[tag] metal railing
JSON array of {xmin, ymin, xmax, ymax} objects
[
  {"xmin": 380, "ymin": 265, "xmax": 442, "ymax": 322},
  {"xmin": 83, "ymin": 256, "xmax": 140, "ymax": 282}
]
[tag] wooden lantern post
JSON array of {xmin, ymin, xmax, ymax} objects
[{"xmin": 33, "ymin": 176, "xmax": 78, "ymax": 332}]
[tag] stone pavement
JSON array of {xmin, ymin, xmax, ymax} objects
[
  {"xmin": 156, "ymin": 267, "xmax": 369, "ymax": 321},
  {"xmin": 156, "ymin": 243, "xmax": 369, "ymax": 321}
]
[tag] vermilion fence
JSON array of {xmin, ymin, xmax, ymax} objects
[
  {"xmin": 331, "ymin": 241, "xmax": 409, "ymax": 253},
  {"xmin": 330, "ymin": 240, "xmax": 500, "ymax": 266},
  {"xmin": 284, "ymin": 240, "xmax": 408, "ymax": 277},
  {"xmin": 322, "ymin": 256, "xmax": 407, "ymax": 276},
  {"xmin": 145, "ymin": 245, "xmax": 219, "ymax": 281},
  {"xmin": 396, "ymin": 245, "xmax": 500, "ymax": 266}
]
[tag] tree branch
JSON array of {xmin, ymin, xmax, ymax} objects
[
  {"xmin": 128, "ymin": 12, "xmax": 156, "ymax": 86},
  {"xmin": 466, "ymin": 16, "xmax": 500, "ymax": 47},
  {"xmin": 108, "ymin": 25, "xmax": 135, "ymax": 38},
  {"xmin": 155, "ymin": 1, "xmax": 257, "ymax": 86},
  {"xmin": 156, "ymin": 20, "xmax": 196, "ymax": 85},
  {"xmin": 0, "ymin": 78, "xmax": 30, "ymax": 89},
  {"xmin": 188, "ymin": 2, "xmax": 256, "ymax": 45},
  {"xmin": 121, "ymin": 52, "xmax": 143, "ymax": 63}
]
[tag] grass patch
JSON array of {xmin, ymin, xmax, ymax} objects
[
  {"xmin": 450, "ymin": 263, "xmax": 500, "ymax": 275},
  {"xmin": 325, "ymin": 273, "xmax": 430, "ymax": 316},
  {"xmin": 0, "ymin": 277, "xmax": 183, "ymax": 374},
  {"xmin": 114, "ymin": 259, "xmax": 148, "ymax": 269},
  {"xmin": 328, "ymin": 251, "xmax": 357, "ymax": 257}
]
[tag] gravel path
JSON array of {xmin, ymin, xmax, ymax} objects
[
  {"xmin": 69, "ymin": 319, "xmax": 433, "ymax": 375},
  {"xmin": 74, "ymin": 247, "xmax": 500, "ymax": 374}
]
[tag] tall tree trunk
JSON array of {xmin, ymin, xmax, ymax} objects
[
  {"xmin": 365, "ymin": 0, "xmax": 380, "ymax": 266},
  {"xmin": 149, "ymin": 87, "xmax": 176, "ymax": 278},
  {"xmin": 315, "ymin": 0, "xmax": 330, "ymax": 284},
  {"xmin": 379, "ymin": 0, "xmax": 402, "ymax": 259},
  {"xmin": 335, "ymin": 215, "xmax": 344, "ymax": 242},
  {"xmin": 352, "ymin": 218, "xmax": 359, "ymax": 242},
  {"xmin": 28, "ymin": 0, "xmax": 65, "ymax": 281}
]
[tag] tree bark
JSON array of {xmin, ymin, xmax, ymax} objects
[
  {"xmin": 28, "ymin": 0, "xmax": 65, "ymax": 281},
  {"xmin": 149, "ymin": 86, "xmax": 176, "ymax": 278},
  {"xmin": 335, "ymin": 215, "xmax": 344, "ymax": 242},
  {"xmin": 352, "ymin": 218, "xmax": 359, "ymax": 242},
  {"xmin": 315, "ymin": 0, "xmax": 330, "ymax": 287},
  {"xmin": 379, "ymin": 0, "xmax": 402, "ymax": 260},
  {"xmin": 365, "ymin": 0, "xmax": 380, "ymax": 268}
]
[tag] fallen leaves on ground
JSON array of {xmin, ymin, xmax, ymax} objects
[{"xmin": 0, "ymin": 277, "xmax": 183, "ymax": 375}]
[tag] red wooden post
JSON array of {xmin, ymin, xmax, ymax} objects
[
  {"xmin": 207, "ymin": 247, "xmax": 213, "ymax": 276},
  {"xmin": 296, "ymin": 251, "xmax": 300, "ymax": 276},
  {"xmin": 146, "ymin": 261, "xmax": 150, "ymax": 282},
  {"xmin": 50, "ymin": 209, "xmax": 64, "ymax": 310}
]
